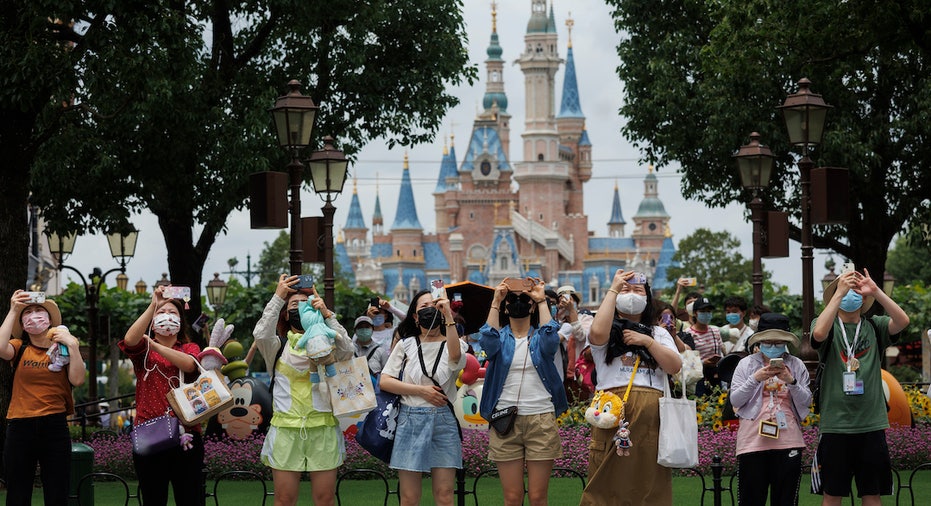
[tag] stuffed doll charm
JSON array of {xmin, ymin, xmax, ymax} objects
[
  {"xmin": 613, "ymin": 420, "xmax": 632, "ymax": 456},
  {"xmin": 198, "ymin": 318, "xmax": 234, "ymax": 371},
  {"xmin": 585, "ymin": 390, "xmax": 625, "ymax": 429},
  {"xmin": 46, "ymin": 326, "xmax": 71, "ymax": 372},
  {"xmin": 296, "ymin": 297, "xmax": 338, "ymax": 383}
]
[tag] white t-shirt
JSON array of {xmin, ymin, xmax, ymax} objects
[
  {"xmin": 497, "ymin": 337, "xmax": 553, "ymax": 415},
  {"xmin": 721, "ymin": 324, "xmax": 754, "ymax": 354},
  {"xmin": 590, "ymin": 326, "xmax": 677, "ymax": 392},
  {"xmin": 382, "ymin": 336, "xmax": 467, "ymax": 408}
]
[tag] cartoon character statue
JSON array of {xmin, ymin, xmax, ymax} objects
[
  {"xmin": 584, "ymin": 390, "xmax": 625, "ymax": 429},
  {"xmin": 45, "ymin": 326, "xmax": 70, "ymax": 372},
  {"xmin": 613, "ymin": 421, "xmax": 632, "ymax": 456},
  {"xmin": 198, "ymin": 318, "xmax": 235, "ymax": 371},
  {"xmin": 296, "ymin": 297, "xmax": 337, "ymax": 383}
]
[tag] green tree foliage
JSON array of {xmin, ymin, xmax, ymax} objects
[
  {"xmin": 609, "ymin": 0, "xmax": 931, "ymax": 282},
  {"xmin": 886, "ymin": 232, "xmax": 931, "ymax": 287},
  {"xmin": 19, "ymin": 1, "xmax": 476, "ymax": 320},
  {"xmin": 665, "ymin": 228, "xmax": 759, "ymax": 286}
]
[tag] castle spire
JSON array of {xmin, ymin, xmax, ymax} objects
[
  {"xmin": 391, "ymin": 155, "xmax": 423, "ymax": 230},
  {"xmin": 558, "ymin": 12, "xmax": 584, "ymax": 119},
  {"xmin": 344, "ymin": 176, "xmax": 366, "ymax": 230}
]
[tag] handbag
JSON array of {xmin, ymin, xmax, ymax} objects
[
  {"xmin": 357, "ymin": 357, "xmax": 406, "ymax": 463},
  {"xmin": 489, "ymin": 405, "xmax": 518, "ymax": 436},
  {"xmin": 327, "ymin": 356, "xmax": 377, "ymax": 417},
  {"xmin": 679, "ymin": 349, "xmax": 704, "ymax": 386},
  {"xmin": 166, "ymin": 358, "xmax": 235, "ymax": 425},
  {"xmin": 656, "ymin": 372, "xmax": 699, "ymax": 468},
  {"xmin": 130, "ymin": 412, "xmax": 181, "ymax": 457}
]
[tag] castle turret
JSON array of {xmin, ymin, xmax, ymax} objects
[{"xmin": 607, "ymin": 181, "xmax": 626, "ymax": 237}]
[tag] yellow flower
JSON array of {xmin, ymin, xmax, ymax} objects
[
  {"xmin": 712, "ymin": 421, "xmax": 723, "ymax": 432},
  {"xmin": 718, "ymin": 393, "xmax": 728, "ymax": 405},
  {"xmin": 696, "ymin": 413, "xmax": 704, "ymax": 425}
]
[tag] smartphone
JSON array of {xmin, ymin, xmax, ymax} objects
[
  {"xmin": 769, "ymin": 357, "xmax": 784, "ymax": 368},
  {"xmin": 163, "ymin": 286, "xmax": 191, "ymax": 300},
  {"xmin": 295, "ymin": 274, "xmax": 315, "ymax": 290},
  {"xmin": 453, "ymin": 293, "xmax": 462, "ymax": 302},
  {"xmin": 503, "ymin": 277, "xmax": 534, "ymax": 292},
  {"xmin": 628, "ymin": 273, "xmax": 647, "ymax": 285},
  {"xmin": 682, "ymin": 277, "xmax": 698, "ymax": 286},
  {"xmin": 24, "ymin": 291, "xmax": 46, "ymax": 304},
  {"xmin": 430, "ymin": 279, "xmax": 446, "ymax": 300},
  {"xmin": 841, "ymin": 262, "xmax": 855, "ymax": 274},
  {"xmin": 370, "ymin": 297, "xmax": 380, "ymax": 308}
]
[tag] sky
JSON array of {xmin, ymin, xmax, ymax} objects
[{"xmin": 59, "ymin": 0, "xmax": 834, "ymax": 300}]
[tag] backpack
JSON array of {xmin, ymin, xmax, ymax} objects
[{"xmin": 267, "ymin": 335, "xmax": 289, "ymax": 399}]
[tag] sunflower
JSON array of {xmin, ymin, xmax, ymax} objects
[
  {"xmin": 712, "ymin": 421, "xmax": 723, "ymax": 432},
  {"xmin": 696, "ymin": 413, "xmax": 704, "ymax": 425},
  {"xmin": 717, "ymin": 393, "xmax": 728, "ymax": 405}
]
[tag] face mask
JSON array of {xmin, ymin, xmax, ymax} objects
[
  {"xmin": 506, "ymin": 298, "xmax": 533, "ymax": 319},
  {"xmin": 748, "ymin": 318, "xmax": 759, "ymax": 330},
  {"xmin": 760, "ymin": 343, "xmax": 787, "ymax": 359},
  {"xmin": 22, "ymin": 311, "xmax": 50, "ymax": 335},
  {"xmin": 152, "ymin": 313, "xmax": 181, "ymax": 337},
  {"xmin": 839, "ymin": 291, "xmax": 863, "ymax": 313},
  {"xmin": 287, "ymin": 309, "xmax": 304, "ymax": 332},
  {"xmin": 696, "ymin": 312, "xmax": 713, "ymax": 324},
  {"xmin": 685, "ymin": 301, "xmax": 695, "ymax": 317},
  {"xmin": 356, "ymin": 328, "xmax": 374, "ymax": 341},
  {"xmin": 417, "ymin": 307, "xmax": 444, "ymax": 330},
  {"xmin": 725, "ymin": 313, "xmax": 742, "ymax": 325},
  {"xmin": 615, "ymin": 293, "xmax": 647, "ymax": 315},
  {"xmin": 372, "ymin": 314, "xmax": 386, "ymax": 327}
]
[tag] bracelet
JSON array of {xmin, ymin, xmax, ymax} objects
[
  {"xmin": 533, "ymin": 299, "xmax": 546, "ymax": 304},
  {"xmin": 490, "ymin": 307, "xmax": 499, "ymax": 311},
  {"xmin": 608, "ymin": 288, "xmax": 620, "ymax": 296},
  {"xmin": 789, "ymin": 377, "xmax": 797, "ymax": 386},
  {"xmin": 445, "ymin": 321, "xmax": 457, "ymax": 327},
  {"xmin": 645, "ymin": 339, "xmax": 654, "ymax": 350}
]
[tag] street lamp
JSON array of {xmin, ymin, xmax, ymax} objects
[
  {"xmin": 269, "ymin": 80, "xmax": 319, "ymax": 277},
  {"xmin": 205, "ymin": 272, "xmax": 228, "ymax": 316},
  {"xmin": 306, "ymin": 135, "xmax": 350, "ymax": 310},
  {"xmin": 779, "ymin": 78, "xmax": 832, "ymax": 350},
  {"xmin": 883, "ymin": 271, "xmax": 896, "ymax": 297},
  {"xmin": 47, "ymin": 227, "xmax": 139, "ymax": 400},
  {"xmin": 735, "ymin": 132, "xmax": 775, "ymax": 308},
  {"xmin": 134, "ymin": 279, "xmax": 148, "ymax": 295},
  {"xmin": 821, "ymin": 256, "xmax": 838, "ymax": 291}
]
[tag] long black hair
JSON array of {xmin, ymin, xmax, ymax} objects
[
  {"xmin": 496, "ymin": 292, "xmax": 541, "ymax": 330},
  {"xmin": 396, "ymin": 289, "xmax": 445, "ymax": 339},
  {"xmin": 606, "ymin": 280, "xmax": 657, "ymax": 367}
]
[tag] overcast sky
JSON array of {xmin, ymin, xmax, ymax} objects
[{"xmin": 60, "ymin": 0, "xmax": 833, "ymax": 300}]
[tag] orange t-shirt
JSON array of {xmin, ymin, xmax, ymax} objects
[{"xmin": 6, "ymin": 340, "xmax": 74, "ymax": 419}]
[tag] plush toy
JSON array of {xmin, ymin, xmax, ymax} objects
[
  {"xmin": 46, "ymin": 326, "xmax": 70, "ymax": 372},
  {"xmin": 584, "ymin": 390, "xmax": 625, "ymax": 429},
  {"xmin": 198, "ymin": 318, "xmax": 234, "ymax": 371},
  {"xmin": 613, "ymin": 421, "xmax": 632, "ymax": 456},
  {"xmin": 296, "ymin": 297, "xmax": 337, "ymax": 383},
  {"xmin": 219, "ymin": 341, "xmax": 249, "ymax": 380}
]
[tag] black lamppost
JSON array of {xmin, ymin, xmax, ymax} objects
[
  {"xmin": 735, "ymin": 132, "xmax": 775, "ymax": 308},
  {"xmin": 778, "ymin": 78, "xmax": 831, "ymax": 349},
  {"xmin": 47, "ymin": 227, "xmax": 138, "ymax": 400},
  {"xmin": 269, "ymin": 80, "xmax": 319, "ymax": 277},
  {"xmin": 306, "ymin": 135, "xmax": 349, "ymax": 310},
  {"xmin": 205, "ymin": 272, "xmax": 229, "ymax": 317}
]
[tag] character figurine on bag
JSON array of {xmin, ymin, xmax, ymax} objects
[
  {"xmin": 297, "ymin": 296, "xmax": 338, "ymax": 383},
  {"xmin": 614, "ymin": 421, "xmax": 632, "ymax": 456}
]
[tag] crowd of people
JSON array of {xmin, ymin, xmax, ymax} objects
[{"xmin": 0, "ymin": 265, "xmax": 912, "ymax": 505}]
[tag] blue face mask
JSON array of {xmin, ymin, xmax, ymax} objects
[
  {"xmin": 839, "ymin": 291, "xmax": 863, "ymax": 313},
  {"xmin": 759, "ymin": 343, "xmax": 787, "ymax": 359},
  {"xmin": 372, "ymin": 314, "xmax": 386, "ymax": 327},
  {"xmin": 696, "ymin": 312, "xmax": 713, "ymax": 324},
  {"xmin": 725, "ymin": 312, "xmax": 741, "ymax": 325}
]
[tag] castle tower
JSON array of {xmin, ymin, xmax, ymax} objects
[
  {"xmin": 371, "ymin": 176, "xmax": 384, "ymax": 237},
  {"xmin": 484, "ymin": 2, "xmax": 512, "ymax": 158},
  {"xmin": 389, "ymin": 153, "xmax": 425, "ymax": 262},
  {"xmin": 607, "ymin": 181, "xmax": 626, "ymax": 237},
  {"xmin": 631, "ymin": 165, "xmax": 670, "ymax": 251},
  {"xmin": 343, "ymin": 177, "xmax": 369, "ymax": 261}
]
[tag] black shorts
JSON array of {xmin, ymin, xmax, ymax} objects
[{"xmin": 816, "ymin": 430, "xmax": 893, "ymax": 497}]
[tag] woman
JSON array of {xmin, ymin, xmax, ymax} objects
[
  {"xmin": 0, "ymin": 290, "xmax": 85, "ymax": 506},
  {"xmin": 253, "ymin": 274, "xmax": 353, "ymax": 506},
  {"xmin": 119, "ymin": 286, "xmax": 202, "ymax": 506},
  {"xmin": 729, "ymin": 313, "xmax": 810, "ymax": 506},
  {"xmin": 478, "ymin": 279, "xmax": 568, "ymax": 506},
  {"xmin": 580, "ymin": 270, "xmax": 682, "ymax": 505},
  {"xmin": 379, "ymin": 289, "xmax": 467, "ymax": 506}
]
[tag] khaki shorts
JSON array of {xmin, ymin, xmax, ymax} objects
[{"xmin": 488, "ymin": 412, "xmax": 563, "ymax": 462}]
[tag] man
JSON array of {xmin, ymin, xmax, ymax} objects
[
  {"xmin": 812, "ymin": 269, "xmax": 909, "ymax": 506},
  {"xmin": 352, "ymin": 316, "xmax": 389, "ymax": 379},
  {"xmin": 366, "ymin": 298, "xmax": 406, "ymax": 349},
  {"xmin": 547, "ymin": 286, "xmax": 593, "ymax": 382},
  {"xmin": 686, "ymin": 297, "xmax": 724, "ymax": 396},
  {"xmin": 720, "ymin": 296, "xmax": 754, "ymax": 354}
]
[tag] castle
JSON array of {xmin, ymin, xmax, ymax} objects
[{"xmin": 336, "ymin": 1, "xmax": 676, "ymax": 308}]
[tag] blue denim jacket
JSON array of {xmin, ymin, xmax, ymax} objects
[{"xmin": 478, "ymin": 320, "xmax": 568, "ymax": 421}]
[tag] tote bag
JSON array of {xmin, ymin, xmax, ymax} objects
[
  {"xmin": 166, "ymin": 359, "xmax": 235, "ymax": 425},
  {"xmin": 679, "ymin": 349, "xmax": 704, "ymax": 386},
  {"xmin": 327, "ymin": 356, "xmax": 377, "ymax": 418},
  {"xmin": 657, "ymin": 372, "xmax": 699, "ymax": 468}
]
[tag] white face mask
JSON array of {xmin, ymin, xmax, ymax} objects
[
  {"xmin": 686, "ymin": 301, "xmax": 695, "ymax": 317},
  {"xmin": 152, "ymin": 313, "xmax": 181, "ymax": 337},
  {"xmin": 748, "ymin": 318, "xmax": 760, "ymax": 330},
  {"xmin": 615, "ymin": 293, "xmax": 648, "ymax": 315}
]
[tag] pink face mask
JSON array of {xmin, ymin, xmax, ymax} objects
[{"xmin": 22, "ymin": 311, "xmax": 51, "ymax": 335}]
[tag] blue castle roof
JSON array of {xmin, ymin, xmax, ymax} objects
[
  {"xmin": 652, "ymin": 236, "xmax": 677, "ymax": 290},
  {"xmin": 608, "ymin": 185, "xmax": 626, "ymax": 225},
  {"xmin": 391, "ymin": 166, "xmax": 423, "ymax": 230},
  {"xmin": 344, "ymin": 189, "xmax": 366, "ymax": 230},
  {"xmin": 461, "ymin": 126, "xmax": 511, "ymax": 173},
  {"xmin": 435, "ymin": 143, "xmax": 459, "ymax": 193},
  {"xmin": 558, "ymin": 46, "xmax": 584, "ymax": 118}
]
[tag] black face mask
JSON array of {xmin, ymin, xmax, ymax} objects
[
  {"xmin": 416, "ymin": 307, "xmax": 444, "ymax": 330},
  {"xmin": 506, "ymin": 298, "xmax": 533, "ymax": 319},
  {"xmin": 287, "ymin": 309, "xmax": 304, "ymax": 332}
]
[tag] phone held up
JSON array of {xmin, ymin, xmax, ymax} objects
[
  {"xmin": 295, "ymin": 275, "xmax": 315, "ymax": 290},
  {"xmin": 370, "ymin": 297, "xmax": 380, "ymax": 308},
  {"xmin": 502, "ymin": 277, "xmax": 536, "ymax": 293},
  {"xmin": 24, "ymin": 291, "xmax": 46, "ymax": 304},
  {"xmin": 163, "ymin": 286, "xmax": 192, "ymax": 301},
  {"xmin": 430, "ymin": 279, "xmax": 446, "ymax": 301}
]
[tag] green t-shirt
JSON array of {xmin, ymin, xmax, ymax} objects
[{"xmin": 811, "ymin": 315, "xmax": 892, "ymax": 433}]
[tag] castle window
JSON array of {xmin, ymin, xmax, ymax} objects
[
  {"xmin": 537, "ymin": 154, "xmax": 544, "ymax": 161},
  {"xmin": 413, "ymin": 249, "xmax": 417, "ymax": 257},
  {"xmin": 470, "ymin": 212, "xmax": 475, "ymax": 220}
]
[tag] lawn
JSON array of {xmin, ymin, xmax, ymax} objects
[{"xmin": 5, "ymin": 472, "xmax": 930, "ymax": 505}]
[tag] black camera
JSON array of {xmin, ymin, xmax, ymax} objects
[
  {"xmin": 370, "ymin": 297, "xmax": 380, "ymax": 308},
  {"xmin": 606, "ymin": 318, "xmax": 657, "ymax": 368}
]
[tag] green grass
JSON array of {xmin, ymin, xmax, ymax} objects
[{"xmin": 5, "ymin": 473, "xmax": 931, "ymax": 504}]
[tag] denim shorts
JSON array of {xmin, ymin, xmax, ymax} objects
[{"xmin": 390, "ymin": 404, "xmax": 462, "ymax": 472}]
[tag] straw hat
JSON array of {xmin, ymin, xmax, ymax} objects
[
  {"xmin": 556, "ymin": 285, "xmax": 580, "ymax": 303},
  {"xmin": 746, "ymin": 313, "xmax": 799, "ymax": 349},
  {"xmin": 822, "ymin": 276, "xmax": 874, "ymax": 314},
  {"xmin": 11, "ymin": 299, "xmax": 62, "ymax": 338}
]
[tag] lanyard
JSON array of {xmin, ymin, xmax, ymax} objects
[{"xmin": 837, "ymin": 317, "xmax": 862, "ymax": 373}]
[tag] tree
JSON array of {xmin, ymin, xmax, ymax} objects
[
  {"xmin": 25, "ymin": 0, "xmax": 477, "ymax": 319},
  {"xmin": 665, "ymin": 228, "xmax": 758, "ymax": 286},
  {"xmin": 609, "ymin": 0, "xmax": 931, "ymax": 282},
  {"xmin": 886, "ymin": 231, "xmax": 931, "ymax": 287}
]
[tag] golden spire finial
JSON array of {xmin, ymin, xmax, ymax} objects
[
  {"xmin": 491, "ymin": 1, "xmax": 497, "ymax": 32},
  {"xmin": 404, "ymin": 150, "xmax": 409, "ymax": 169},
  {"xmin": 648, "ymin": 164, "xmax": 654, "ymax": 173},
  {"xmin": 614, "ymin": 179, "xmax": 618, "ymax": 191},
  {"xmin": 566, "ymin": 12, "xmax": 574, "ymax": 48},
  {"xmin": 664, "ymin": 224, "xmax": 673, "ymax": 238},
  {"xmin": 353, "ymin": 176, "xmax": 358, "ymax": 194},
  {"xmin": 450, "ymin": 132, "xmax": 455, "ymax": 147},
  {"xmin": 337, "ymin": 227, "xmax": 345, "ymax": 244},
  {"xmin": 443, "ymin": 135, "xmax": 449, "ymax": 156}
]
